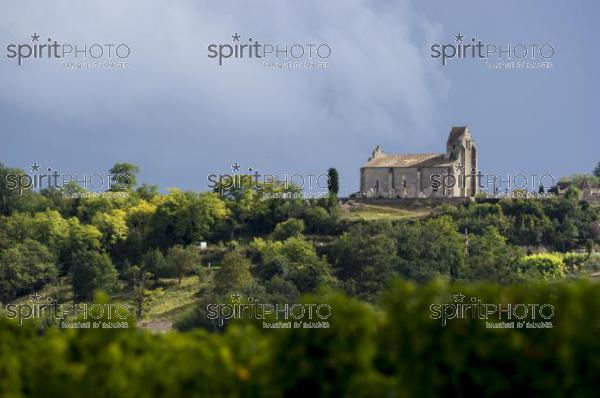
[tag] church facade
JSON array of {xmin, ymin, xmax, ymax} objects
[{"xmin": 358, "ymin": 126, "xmax": 478, "ymax": 199}]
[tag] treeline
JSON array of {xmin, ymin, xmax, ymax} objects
[
  {"xmin": 0, "ymin": 280, "xmax": 598, "ymax": 397},
  {"xmin": 178, "ymin": 215, "xmax": 598, "ymax": 330},
  {"xmin": 0, "ymin": 162, "xmax": 340, "ymax": 304},
  {"xmin": 437, "ymin": 199, "xmax": 599, "ymax": 251},
  {"xmin": 0, "ymin": 162, "xmax": 599, "ymax": 308}
]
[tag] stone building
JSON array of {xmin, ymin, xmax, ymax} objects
[
  {"xmin": 557, "ymin": 177, "xmax": 600, "ymax": 203},
  {"xmin": 358, "ymin": 126, "xmax": 478, "ymax": 198},
  {"xmin": 579, "ymin": 179, "xmax": 600, "ymax": 202}
]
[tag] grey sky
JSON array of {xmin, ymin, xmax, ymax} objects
[{"xmin": 0, "ymin": 0, "xmax": 598, "ymax": 196}]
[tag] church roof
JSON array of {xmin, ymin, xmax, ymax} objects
[
  {"xmin": 362, "ymin": 153, "xmax": 455, "ymax": 168},
  {"xmin": 580, "ymin": 177, "xmax": 592, "ymax": 190},
  {"xmin": 447, "ymin": 126, "xmax": 468, "ymax": 144}
]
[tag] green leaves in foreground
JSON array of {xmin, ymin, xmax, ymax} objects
[{"xmin": 0, "ymin": 279, "xmax": 598, "ymax": 398}]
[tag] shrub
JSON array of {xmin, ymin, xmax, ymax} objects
[
  {"xmin": 271, "ymin": 218, "xmax": 305, "ymax": 241},
  {"xmin": 0, "ymin": 280, "xmax": 599, "ymax": 397},
  {"xmin": 71, "ymin": 250, "xmax": 118, "ymax": 301},
  {"xmin": 518, "ymin": 253, "xmax": 565, "ymax": 279},
  {"xmin": 562, "ymin": 252, "xmax": 588, "ymax": 273}
]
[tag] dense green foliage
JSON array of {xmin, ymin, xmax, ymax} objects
[
  {"xmin": 436, "ymin": 199, "xmax": 600, "ymax": 251},
  {"xmin": 0, "ymin": 280, "xmax": 598, "ymax": 397},
  {"xmin": 271, "ymin": 218, "xmax": 305, "ymax": 241},
  {"xmin": 0, "ymin": 162, "xmax": 599, "ymax": 306},
  {"xmin": 71, "ymin": 249, "xmax": 118, "ymax": 301},
  {"xmin": 0, "ymin": 240, "xmax": 56, "ymax": 302},
  {"xmin": 517, "ymin": 253, "xmax": 566, "ymax": 279},
  {"xmin": 1, "ymin": 161, "xmax": 600, "ymax": 395}
]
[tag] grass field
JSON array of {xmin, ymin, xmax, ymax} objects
[
  {"xmin": 340, "ymin": 202, "xmax": 431, "ymax": 221},
  {"xmin": 142, "ymin": 276, "xmax": 203, "ymax": 321},
  {"xmin": 12, "ymin": 274, "xmax": 207, "ymax": 332}
]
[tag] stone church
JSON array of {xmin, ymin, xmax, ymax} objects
[{"xmin": 358, "ymin": 126, "xmax": 478, "ymax": 198}]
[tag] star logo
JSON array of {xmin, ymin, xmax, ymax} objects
[
  {"xmin": 230, "ymin": 293, "xmax": 242, "ymax": 302},
  {"xmin": 30, "ymin": 163, "xmax": 41, "ymax": 172},
  {"xmin": 454, "ymin": 163, "xmax": 465, "ymax": 173},
  {"xmin": 454, "ymin": 33, "xmax": 464, "ymax": 42},
  {"xmin": 232, "ymin": 33, "xmax": 241, "ymax": 42},
  {"xmin": 31, "ymin": 33, "xmax": 40, "ymax": 42},
  {"xmin": 453, "ymin": 293, "xmax": 465, "ymax": 303},
  {"xmin": 29, "ymin": 293, "xmax": 43, "ymax": 302},
  {"xmin": 232, "ymin": 162, "xmax": 241, "ymax": 172}
]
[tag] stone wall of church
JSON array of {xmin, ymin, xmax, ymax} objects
[
  {"xmin": 447, "ymin": 135, "xmax": 477, "ymax": 197},
  {"xmin": 420, "ymin": 166, "xmax": 454, "ymax": 198},
  {"xmin": 359, "ymin": 127, "xmax": 478, "ymax": 199},
  {"xmin": 361, "ymin": 166, "xmax": 460, "ymax": 198},
  {"xmin": 392, "ymin": 167, "xmax": 418, "ymax": 198},
  {"xmin": 360, "ymin": 167, "xmax": 393, "ymax": 197}
]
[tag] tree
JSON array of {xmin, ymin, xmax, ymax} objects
[
  {"xmin": 91, "ymin": 209, "xmax": 129, "ymax": 249},
  {"xmin": 166, "ymin": 245, "xmax": 200, "ymax": 284},
  {"xmin": 71, "ymin": 250, "xmax": 118, "ymax": 301},
  {"xmin": 60, "ymin": 219, "xmax": 103, "ymax": 273},
  {"xmin": 395, "ymin": 216, "xmax": 466, "ymax": 282},
  {"xmin": 122, "ymin": 264, "xmax": 153, "ymax": 317},
  {"xmin": 30, "ymin": 210, "xmax": 70, "ymax": 257},
  {"xmin": 126, "ymin": 200, "xmax": 157, "ymax": 239},
  {"xmin": 594, "ymin": 162, "xmax": 600, "ymax": 178},
  {"xmin": 585, "ymin": 239, "xmax": 594, "ymax": 260},
  {"xmin": 252, "ymin": 237, "xmax": 332, "ymax": 293},
  {"xmin": 141, "ymin": 248, "xmax": 167, "ymax": 280},
  {"xmin": 109, "ymin": 162, "xmax": 140, "ymax": 191},
  {"xmin": 213, "ymin": 251, "xmax": 253, "ymax": 293},
  {"xmin": 136, "ymin": 183, "xmax": 160, "ymax": 201},
  {"xmin": 0, "ymin": 163, "xmax": 23, "ymax": 215},
  {"xmin": 517, "ymin": 253, "xmax": 565, "ymax": 279},
  {"xmin": 303, "ymin": 206, "xmax": 337, "ymax": 235},
  {"xmin": 330, "ymin": 228, "xmax": 397, "ymax": 300},
  {"xmin": 564, "ymin": 186, "xmax": 581, "ymax": 201},
  {"xmin": 555, "ymin": 217, "xmax": 580, "ymax": 252},
  {"xmin": 499, "ymin": 199, "xmax": 552, "ymax": 247},
  {"xmin": 327, "ymin": 168, "xmax": 339, "ymax": 196},
  {"xmin": 0, "ymin": 240, "xmax": 57, "ymax": 302},
  {"xmin": 464, "ymin": 227, "xmax": 522, "ymax": 283},
  {"xmin": 151, "ymin": 189, "xmax": 229, "ymax": 248},
  {"xmin": 271, "ymin": 218, "xmax": 305, "ymax": 241},
  {"xmin": 0, "ymin": 163, "xmax": 52, "ymax": 215}
]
